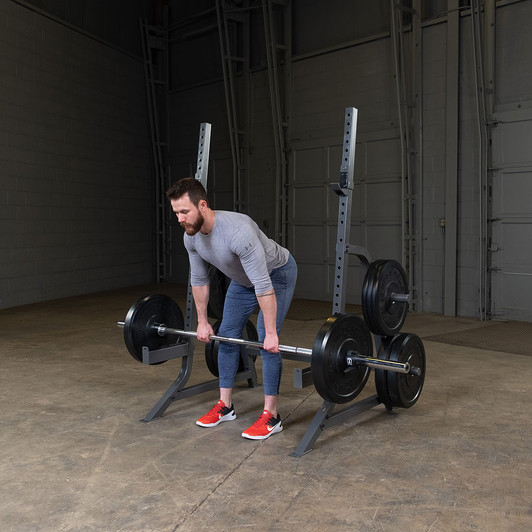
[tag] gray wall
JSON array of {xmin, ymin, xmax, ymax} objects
[
  {"xmin": 0, "ymin": 0, "xmax": 154, "ymax": 309},
  {"xmin": 17, "ymin": 0, "xmax": 152, "ymax": 56},
  {"xmin": 489, "ymin": 1, "xmax": 532, "ymax": 320},
  {"xmin": 165, "ymin": 0, "xmax": 532, "ymax": 321},
  {"xmin": 288, "ymin": 38, "xmax": 402, "ymax": 303},
  {"xmin": 421, "ymin": 23, "xmax": 447, "ymax": 315},
  {"xmin": 3, "ymin": 0, "xmax": 532, "ymax": 321},
  {"xmin": 422, "ymin": 1, "xmax": 532, "ymax": 320}
]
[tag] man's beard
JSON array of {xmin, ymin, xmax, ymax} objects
[{"xmin": 181, "ymin": 212, "xmax": 204, "ymax": 235}]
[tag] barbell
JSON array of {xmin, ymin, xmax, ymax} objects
[{"xmin": 118, "ymin": 293, "xmax": 425, "ymax": 407}]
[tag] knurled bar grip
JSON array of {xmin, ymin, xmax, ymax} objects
[
  {"xmin": 167, "ymin": 325, "xmax": 314, "ymax": 357},
  {"xmin": 116, "ymin": 321, "xmax": 416, "ymax": 375}
]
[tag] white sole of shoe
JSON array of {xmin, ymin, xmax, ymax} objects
[
  {"xmin": 196, "ymin": 412, "xmax": 236, "ymax": 427},
  {"xmin": 241, "ymin": 422, "xmax": 283, "ymax": 440}
]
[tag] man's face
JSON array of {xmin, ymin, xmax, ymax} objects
[{"xmin": 171, "ymin": 194, "xmax": 205, "ymax": 236}]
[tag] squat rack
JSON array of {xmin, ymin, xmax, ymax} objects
[
  {"xmin": 289, "ymin": 107, "xmax": 384, "ymax": 457},
  {"xmin": 139, "ymin": 108, "xmax": 393, "ymax": 456}
]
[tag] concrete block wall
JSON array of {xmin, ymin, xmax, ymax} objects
[
  {"xmin": 244, "ymin": 69, "xmax": 278, "ymax": 237},
  {"xmin": 166, "ymin": 81, "xmax": 229, "ymax": 284},
  {"xmin": 0, "ymin": 0, "xmax": 153, "ymax": 309},
  {"xmin": 166, "ymin": 72, "xmax": 279, "ymax": 283},
  {"xmin": 18, "ymin": 0, "xmax": 152, "ymax": 56}
]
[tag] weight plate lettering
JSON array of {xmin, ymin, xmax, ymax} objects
[
  {"xmin": 123, "ymin": 294, "xmax": 184, "ymax": 363},
  {"xmin": 386, "ymin": 333, "xmax": 425, "ymax": 408},
  {"xmin": 311, "ymin": 313, "xmax": 372, "ymax": 404},
  {"xmin": 205, "ymin": 320, "xmax": 258, "ymax": 377},
  {"xmin": 362, "ymin": 260, "xmax": 408, "ymax": 336}
]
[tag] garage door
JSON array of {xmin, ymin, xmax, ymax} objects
[
  {"xmin": 288, "ymin": 130, "xmax": 403, "ymax": 304},
  {"xmin": 490, "ymin": 109, "xmax": 532, "ymax": 321}
]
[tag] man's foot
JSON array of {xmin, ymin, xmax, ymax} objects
[
  {"xmin": 241, "ymin": 410, "xmax": 283, "ymax": 440},
  {"xmin": 196, "ymin": 400, "xmax": 236, "ymax": 427}
]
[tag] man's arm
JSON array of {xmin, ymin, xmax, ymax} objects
[
  {"xmin": 257, "ymin": 290, "xmax": 279, "ymax": 353},
  {"xmin": 192, "ymin": 284, "xmax": 213, "ymax": 342},
  {"xmin": 228, "ymin": 222, "xmax": 280, "ymax": 351}
]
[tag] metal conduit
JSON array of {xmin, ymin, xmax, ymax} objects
[
  {"xmin": 390, "ymin": 1, "xmax": 414, "ymax": 295},
  {"xmin": 470, "ymin": 0, "xmax": 489, "ymax": 320}
]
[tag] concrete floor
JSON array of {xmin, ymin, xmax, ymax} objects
[{"xmin": 1, "ymin": 284, "xmax": 531, "ymax": 532}]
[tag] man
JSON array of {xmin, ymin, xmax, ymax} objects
[{"xmin": 166, "ymin": 178, "xmax": 297, "ymax": 440}]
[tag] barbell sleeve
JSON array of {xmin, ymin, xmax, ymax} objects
[
  {"xmin": 346, "ymin": 353, "xmax": 415, "ymax": 375},
  {"xmin": 391, "ymin": 293, "xmax": 409, "ymax": 303}
]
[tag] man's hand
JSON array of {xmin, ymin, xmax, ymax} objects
[
  {"xmin": 196, "ymin": 321, "xmax": 214, "ymax": 343},
  {"xmin": 191, "ymin": 284, "xmax": 212, "ymax": 343},
  {"xmin": 262, "ymin": 331, "xmax": 279, "ymax": 353},
  {"xmin": 255, "ymin": 289, "xmax": 279, "ymax": 353}
]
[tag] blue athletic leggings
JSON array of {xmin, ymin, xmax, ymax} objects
[{"xmin": 217, "ymin": 254, "xmax": 297, "ymax": 395}]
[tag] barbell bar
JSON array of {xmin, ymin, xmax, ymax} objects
[{"xmin": 116, "ymin": 320, "xmax": 418, "ymax": 376}]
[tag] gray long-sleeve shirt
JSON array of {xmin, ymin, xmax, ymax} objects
[{"xmin": 184, "ymin": 211, "xmax": 289, "ymax": 295}]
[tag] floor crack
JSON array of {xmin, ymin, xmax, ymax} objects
[{"xmin": 172, "ymin": 445, "xmax": 260, "ymax": 530}]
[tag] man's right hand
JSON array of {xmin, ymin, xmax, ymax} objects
[{"xmin": 196, "ymin": 321, "xmax": 214, "ymax": 343}]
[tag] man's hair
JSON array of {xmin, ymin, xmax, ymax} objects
[{"xmin": 166, "ymin": 178, "xmax": 208, "ymax": 207}]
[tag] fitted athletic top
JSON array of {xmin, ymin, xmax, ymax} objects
[{"xmin": 184, "ymin": 210, "xmax": 289, "ymax": 295}]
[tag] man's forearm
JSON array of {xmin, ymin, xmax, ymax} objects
[
  {"xmin": 257, "ymin": 290, "xmax": 277, "ymax": 336},
  {"xmin": 192, "ymin": 284, "xmax": 210, "ymax": 325}
]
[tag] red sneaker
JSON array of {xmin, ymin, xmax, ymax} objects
[
  {"xmin": 241, "ymin": 410, "xmax": 283, "ymax": 440},
  {"xmin": 196, "ymin": 400, "xmax": 236, "ymax": 427}
]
